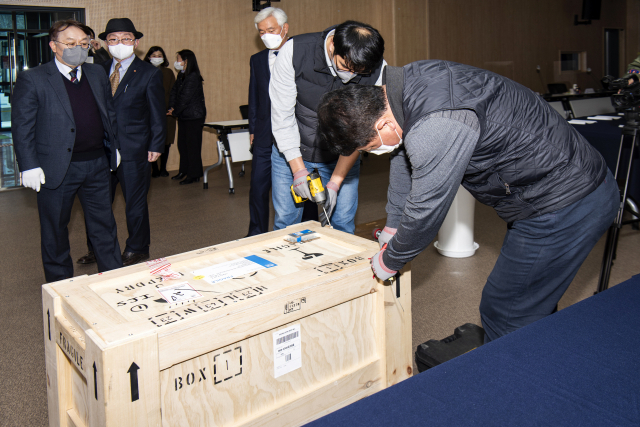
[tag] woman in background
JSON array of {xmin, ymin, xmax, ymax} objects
[
  {"xmin": 144, "ymin": 46, "xmax": 176, "ymax": 177},
  {"xmin": 168, "ymin": 49, "xmax": 206, "ymax": 185}
]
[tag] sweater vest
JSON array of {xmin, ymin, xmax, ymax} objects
[
  {"xmin": 292, "ymin": 27, "xmax": 383, "ymax": 163},
  {"xmin": 390, "ymin": 61, "xmax": 607, "ymax": 223},
  {"xmin": 62, "ymin": 73, "xmax": 105, "ymax": 160}
]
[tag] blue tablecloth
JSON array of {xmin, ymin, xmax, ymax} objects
[
  {"xmin": 573, "ymin": 116, "xmax": 640, "ymax": 203},
  {"xmin": 307, "ymin": 274, "xmax": 640, "ymax": 427}
]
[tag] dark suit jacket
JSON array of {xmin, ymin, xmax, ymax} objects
[
  {"xmin": 248, "ymin": 49, "xmax": 274, "ymax": 147},
  {"xmin": 12, "ymin": 60, "xmax": 119, "ymax": 189},
  {"xmin": 103, "ymin": 56, "xmax": 166, "ymax": 160}
]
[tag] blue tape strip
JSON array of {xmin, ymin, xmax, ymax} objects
[{"xmin": 245, "ymin": 255, "xmax": 277, "ymax": 268}]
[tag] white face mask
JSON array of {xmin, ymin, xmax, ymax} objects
[
  {"xmin": 174, "ymin": 61, "xmax": 184, "ymax": 71},
  {"xmin": 370, "ymin": 121, "xmax": 402, "ymax": 155},
  {"xmin": 330, "ymin": 51, "xmax": 357, "ymax": 84},
  {"xmin": 149, "ymin": 57, "xmax": 164, "ymax": 67},
  {"xmin": 261, "ymin": 26, "xmax": 285, "ymax": 50},
  {"xmin": 109, "ymin": 44, "xmax": 134, "ymax": 61}
]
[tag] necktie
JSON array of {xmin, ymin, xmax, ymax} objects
[
  {"xmin": 110, "ymin": 62, "xmax": 121, "ymax": 96},
  {"xmin": 274, "ymin": 51, "xmax": 278, "ymax": 56},
  {"xmin": 69, "ymin": 68, "xmax": 78, "ymax": 84}
]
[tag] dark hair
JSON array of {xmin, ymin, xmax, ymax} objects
[
  {"xmin": 86, "ymin": 26, "xmax": 95, "ymax": 39},
  {"xmin": 49, "ymin": 19, "xmax": 91, "ymax": 41},
  {"xmin": 177, "ymin": 49, "xmax": 202, "ymax": 80},
  {"xmin": 144, "ymin": 46, "xmax": 169, "ymax": 67},
  {"xmin": 333, "ymin": 20, "xmax": 384, "ymax": 74},
  {"xmin": 317, "ymin": 85, "xmax": 387, "ymax": 156}
]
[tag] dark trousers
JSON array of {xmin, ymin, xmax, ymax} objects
[
  {"xmin": 480, "ymin": 170, "xmax": 619, "ymax": 342},
  {"xmin": 38, "ymin": 157, "xmax": 122, "ymax": 282},
  {"xmin": 177, "ymin": 118, "xmax": 205, "ymax": 178},
  {"xmin": 151, "ymin": 144, "xmax": 171, "ymax": 173},
  {"xmin": 248, "ymin": 143, "xmax": 272, "ymax": 236},
  {"xmin": 111, "ymin": 159, "xmax": 152, "ymax": 254},
  {"xmin": 88, "ymin": 158, "xmax": 151, "ymax": 254}
]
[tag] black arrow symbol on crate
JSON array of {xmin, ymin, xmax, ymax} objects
[
  {"xmin": 93, "ymin": 362, "xmax": 98, "ymax": 400},
  {"xmin": 127, "ymin": 362, "xmax": 140, "ymax": 402},
  {"xmin": 47, "ymin": 310, "xmax": 51, "ymax": 341}
]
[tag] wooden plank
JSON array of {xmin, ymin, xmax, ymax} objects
[
  {"xmin": 43, "ymin": 284, "xmax": 67, "ymax": 427},
  {"xmin": 67, "ymin": 408, "xmax": 87, "ymax": 427},
  {"xmin": 51, "ymin": 222, "xmax": 374, "ymax": 344},
  {"xmin": 94, "ymin": 246, "xmax": 375, "ymax": 346},
  {"xmin": 157, "ymin": 262, "xmax": 377, "ymax": 370},
  {"xmin": 384, "ymin": 266, "xmax": 413, "ymax": 386},
  {"xmin": 159, "ymin": 294, "xmax": 379, "ymax": 426},
  {"xmin": 84, "ymin": 330, "xmax": 108, "ymax": 427},
  {"xmin": 55, "ymin": 314, "xmax": 86, "ymax": 377},
  {"xmin": 86, "ymin": 332, "xmax": 162, "ymax": 427},
  {"xmin": 241, "ymin": 360, "xmax": 384, "ymax": 427}
]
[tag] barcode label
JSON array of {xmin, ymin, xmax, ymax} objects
[
  {"xmin": 273, "ymin": 325, "xmax": 301, "ymax": 378},
  {"xmin": 276, "ymin": 331, "xmax": 299, "ymax": 345}
]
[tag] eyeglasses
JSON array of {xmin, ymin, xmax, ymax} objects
[
  {"xmin": 106, "ymin": 37, "xmax": 135, "ymax": 46},
  {"xmin": 54, "ymin": 40, "xmax": 90, "ymax": 49}
]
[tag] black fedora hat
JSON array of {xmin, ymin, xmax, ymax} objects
[{"xmin": 98, "ymin": 18, "xmax": 143, "ymax": 40}]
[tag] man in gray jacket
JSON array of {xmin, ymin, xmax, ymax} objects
[{"xmin": 316, "ymin": 62, "xmax": 619, "ymax": 342}]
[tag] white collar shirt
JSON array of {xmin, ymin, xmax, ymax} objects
[
  {"xmin": 109, "ymin": 53, "xmax": 136, "ymax": 82},
  {"xmin": 55, "ymin": 57, "xmax": 83, "ymax": 81}
]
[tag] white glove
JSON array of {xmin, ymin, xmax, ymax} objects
[
  {"xmin": 378, "ymin": 226, "xmax": 397, "ymax": 249},
  {"xmin": 21, "ymin": 167, "xmax": 45, "ymax": 192},
  {"xmin": 371, "ymin": 249, "xmax": 397, "ymax": 281},
  {"xmin": 292, "ymin": 168, "xmax": 312, "ymax": 201}
]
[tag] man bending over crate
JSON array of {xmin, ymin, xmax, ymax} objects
[{"xmin": 315, "ymin": 61, "xmax": 619, "ymax": 342}]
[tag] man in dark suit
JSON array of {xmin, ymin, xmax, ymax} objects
[
  {"xmin": 12, "ymin": 19, "xmax": 122, "ymax": 282},
  {"xmin": 247, "ymin": 7, "xmax": 290, "ymax": 236},
  {"xmin": 78, "ymin": 18, "xmax": 166, "ymax": 266}
]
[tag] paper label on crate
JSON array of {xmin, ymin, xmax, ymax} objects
[
  {"xmin": 157, "ymin": 282, "xmax": 203, "ymax": 304},
  {"xmin": 273, "ymin": 324, "xmax": 302, "ymax": 378},
  {"xmin": 191, "ymin": 255, "xmax": 276, "ymax": 285}
]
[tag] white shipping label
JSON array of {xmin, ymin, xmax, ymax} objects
[
  {"xmin": 157, "ymin": 281, "xmax": 203, "ymax": 304},
  {"xmin": 192, "ymin": 255, "xmax": 276, "ymax": 285},
  {"xmin": 273, "ymin": 324, "xmax": 302, "ymax": 378}
]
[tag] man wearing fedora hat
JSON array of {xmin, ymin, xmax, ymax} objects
[{"xmin": 77, "ymin": 18, "xmax": 166, "ymax": 267}]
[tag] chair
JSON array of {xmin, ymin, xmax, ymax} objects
[
  {"xmin": 548, "ymin": 101, "xmax": 568, "ymax": 119},
  {"xmin": 569, "ymin": 97, "xmax": 616, "ymax": 118}
]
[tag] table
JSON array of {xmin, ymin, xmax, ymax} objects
[
  {"xmin": 307, "ymin": 273, "xmax": 640, "ymax": 427},
  {"xmin": 571, "ymin": 114, "xmax": 640, "ymax": 212},
  {"xmin": 202, "ymin": 119, "xmax": 249, "ymax": 193}
]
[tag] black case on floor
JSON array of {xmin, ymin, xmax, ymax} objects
[{"xmin": 415, "ymin": 323, "xmax": 485, "ymax": 373}]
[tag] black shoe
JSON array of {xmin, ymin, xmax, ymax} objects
[
  {"xmin": 160, "ymin": 170, "xmax": 169, "ymax": 177},
  {"xmin": 171, "ymin": 172, "xmax": 185, "ymax": 180},
  {"xmin": 122, "ymin": 251, "xmax": 150, "ymax": 267},
  {"xmin": 179, "ymin": 177, "xmax": 200, "ymax": 185},
  {"xmin": 77, "ymin": 251, "xmax": 96, "ymax": 264},
  {"xmin": 151, "ymin": 170, "xmax": 160, "ymax": 178}
]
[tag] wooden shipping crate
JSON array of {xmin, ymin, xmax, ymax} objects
[{"xmin": 42, "ymin": 222, "xmax": 412, "ymax": 427}]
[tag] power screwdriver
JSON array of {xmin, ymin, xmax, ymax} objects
[{"xmin": 290, "ymin": 168, "xmax": 332, "ymax": 227}]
